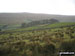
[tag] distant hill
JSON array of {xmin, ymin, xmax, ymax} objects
[{"xmin": 0, "ymin": 12, "xmax": 75, "ymax": 24}]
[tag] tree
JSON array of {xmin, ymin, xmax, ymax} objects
[
  {"xmin": 2, "ymin": 25, "xmax": 8, "ymax": 29},
  {"xmin": 0, "ymin": 29, "xmax": 1, "ymax": 31},
  {"xmin": 50, "ymin": 18, "xmax": 59, "ymax": 23},
  {"xmin": 60, "ymin": 40, "xmax": 75, "ymax": 52},
  {"xmin": 21, "ymin": 23, "xmax": 26, "ymax": 28}
]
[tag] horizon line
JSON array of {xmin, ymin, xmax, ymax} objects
[{"xmin": 0, "ymin": 12, "xmax": 75, "ymax": 16}]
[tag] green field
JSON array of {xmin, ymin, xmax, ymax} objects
[{"xmin": 2, "ymin": 22, "xmax": 75, "ymax": 32}]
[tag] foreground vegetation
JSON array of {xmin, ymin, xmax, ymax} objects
[{"xmin": 0, "ymin": 23, "xmax": 75, "ymax": 56}]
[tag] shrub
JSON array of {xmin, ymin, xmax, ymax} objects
[{"xmin": 60, "ymin": 39, "xmax": 75, "ymax": 52}]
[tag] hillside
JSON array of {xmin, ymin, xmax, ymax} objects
[
  {"xmin": 0, "ymin": 12, "xmax": 75, "ymax": 24},
  {"xmin": 2, "ymin": 22, "xmax": 75, "ymax": 32},
  {"xmin": 0, "ymin": 13, "xmax": 75, "ymax": 56}
]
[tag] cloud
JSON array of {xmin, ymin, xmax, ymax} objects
[{"xmin": 0, "ymin": 0, "xmax": 75, "ymax": 15}]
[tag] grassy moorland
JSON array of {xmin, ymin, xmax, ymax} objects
[{"xmin": 0, "ymin": 22, "xmax": 75, "ymax": 56}]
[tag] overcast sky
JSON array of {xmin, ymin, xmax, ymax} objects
[{"xmin": 0, "ymin": 0, "xmax": 75, "ymax": 15}]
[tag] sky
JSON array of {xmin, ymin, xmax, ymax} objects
[{"xmin": 0, "ymin": 0, "xmax": 75, "ymax": 15}]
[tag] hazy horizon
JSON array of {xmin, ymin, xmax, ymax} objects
[{"xmin": 0, "ymin": 12, "xmax": 75, "ymax": 16}]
